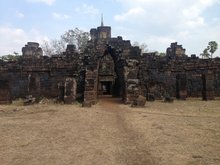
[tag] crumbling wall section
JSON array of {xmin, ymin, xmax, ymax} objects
[
  {"xmin": 0, "ymin": 43, "xmax": 84, "ymax": 104},
  {"xmin": 139, "ymin": 44, "xmax": 220, "ymax": 100}
]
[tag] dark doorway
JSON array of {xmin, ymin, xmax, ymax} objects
[
  {"xmin": 112, "ymin": 78, "xmax": 121, "ymax": 97},
  {"xmin": 58, "ymin": 85, "xmax": 65, "ymax": 101},
  {"xmin": 28, "ymin": 75, "xmax": 40, "ymax": 97},
  {"xmin": 176, "ymin": 74, "xmax": 187, "ymax": 100},
  {"xmin": 202, "ymin": 74, "xmax": 207, "ymax": 100},
  {"xmin": 101, "ymin": 81, "xmax": 112, "ymax": 95},
  {"xmin": 0, "ymin": 81, "xmax": 11, "ymax": 104},
  {"xmin": 176, "ymin": 75, "xmax": 180, "ymax": 99}
]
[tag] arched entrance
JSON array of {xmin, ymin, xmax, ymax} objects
[
  {"xmin": 83, "ymin": 44, "xmax": 130, "ymax": 107},
  {"xmin": 97, "ymin": 45, "xmax": 125, "ymax": 99},
  {"xmin": 98, "ymin": 53, "xmax": 115, "ymax": 97}
]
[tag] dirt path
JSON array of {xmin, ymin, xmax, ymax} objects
[{"xmin": 96, "ymin": 98, "xmax": 157, "ymax": 165}]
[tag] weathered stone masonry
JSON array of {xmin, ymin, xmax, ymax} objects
[
  {"xmin": 139, "ymin": 42, "xmax": 220, "ymax": 100},
  {"xmin": 0, "ymin": 25, "xmax": 220, "ymax": 105}
]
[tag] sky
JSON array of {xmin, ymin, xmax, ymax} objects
[{"xmin": 0, "ymin": 0, "xmax": 220, "ymax": 56}]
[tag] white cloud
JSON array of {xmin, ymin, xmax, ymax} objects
[
  {"xmin": 26, "ymin": 0, "xmax": 56, "ymax": 5},
  {"xmin": 52, "ymin": 12, "xmax": 70, "ymax": 20},
  {"xmin": 16, "ymin": 11, "xmax": 25, "ymax": 18},
  {"xmin": 144, "ymin": 35, "xmax": 176, "ymax": 52},
  {"xmin": 212, "ymin": 17, "xmax": 220, "ymax": 22},
  {"xmin": 114, "ymin": 0, "xmax": 212, "ymax": 28},
  {"xmin": 75, "ymin": 3, "xmax": 99, "ymax": 17},
  {"xmin": 179, "ymin": 0, "xmax": 217, "ymax": 28},
  {"xmin": 114, "ymin": 7, "xmax": 145, "ymax": 22},
  {"xmin": 114, "ymin": 0, "xmax": 220, "ymax": 56},
  {"xmin": 177, "ymin": 31, "xmax": 191, "ymax": 40},
  {"xmin": 185, "ymin": 17, "xmax": 205, "ymax": 28},
  {"xmin": 0, "ymin": 26, "xmax": 48, "ymax": 55}
]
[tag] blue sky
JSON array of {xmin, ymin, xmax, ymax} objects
[{"xmin": 0, "ymin": 0, "xmax": 220, "ymax": 56}]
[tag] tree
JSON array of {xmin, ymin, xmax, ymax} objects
[
  {"xmin": 61, "ymin": 28, "xmax": 90, "ymax": 52},
  {"xmin": 41, "ymin": 39, "xmax": 66, "ymax": 56},
  {"xmin": 208, "ymin": 41, "xmax": 218, "ymax": 58},
  {"xmin": 51, "ymin": 39, "xmax": 66, "ymax": 55},
  {"xmin": 155, "ymin": 51, "xmax": 166, "ymax": 56},
  {"xmin": 41, "ymin": 40, "xmax": 54, "ymax": 56},
  {"xmin": 42, "ymin": 28, "xmax": 90, "ymax": 56},
  {"xmin": 132, "ymin": 42, "xmax": 148, "ymax": 54},
  {"xmin": 200, "ymin": 47, "xmax": 210, "ymax": 59},
  {"xmin": 200, "ymin": 41, "xmax": 218, "ymax": 59},
  {"xmin": 1, "ymin": 52, "xmax": 21, "ymax": 62}
]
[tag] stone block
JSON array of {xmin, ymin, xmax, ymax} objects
[{"xmin": 131, "ymin": 95, "xmax": 146, "ymax": 107}]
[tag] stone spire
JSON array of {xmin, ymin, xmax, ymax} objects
[{"xmin": 101, "ymin": 14, "xmax": 104, "ymax": 26}]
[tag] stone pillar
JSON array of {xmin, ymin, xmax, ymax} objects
[
  {"xmin": 124, "ymin": 59, "xmax": 141, "ymax": 104},
  {"xmin": 83, "ymin": 65, "xmax": 99, "ymax": 107}
]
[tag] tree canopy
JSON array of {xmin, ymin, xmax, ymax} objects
[
  {"xmin": 200, "ymin": 41, "xmax": 218, "ymax": 59},
  {"xmin": 42, "ymin": 28, "xmax": 90, "ymax": 56},
  {"xmin": 61, "ymin": 28, "xmax": 90, "ymax": 51},
  {"xmin": 208, "ymin": 41, "xmax": 218, "ymax": 58},
  {"xmin": 1, "ymin": 52, "xmax": 21, "ymax": 62}
]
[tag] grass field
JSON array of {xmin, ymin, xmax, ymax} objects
[{"xmin": 0, "ymin": 98, "xmax": 220, "ymax": 165}]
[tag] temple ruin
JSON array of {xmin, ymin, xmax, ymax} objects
[{"xmin": 0, "ymin": 23, "xmax": 220, "ymax": 106}]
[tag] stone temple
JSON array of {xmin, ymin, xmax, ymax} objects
[{"xmin": 0, "ymin": 22, "xmax": 220, "ymax": 106}]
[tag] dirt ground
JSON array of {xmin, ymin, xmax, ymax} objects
[{"xmin": 0, "ymin": 98, "xmax": 220, "ymax": 165}]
